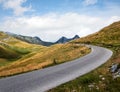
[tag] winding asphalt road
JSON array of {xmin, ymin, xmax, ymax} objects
[{"xmin": 0, "ymin": 45, "xmax": 112, "ymax": 92}]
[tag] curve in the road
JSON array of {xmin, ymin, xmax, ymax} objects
[{"xmin": 0, "ymin": 45, "xmax": 113, "ymax": 92}]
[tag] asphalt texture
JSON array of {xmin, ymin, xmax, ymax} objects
[{"xmin": 0, "ymin": 45, "xmax": 113, "ymax": 92}]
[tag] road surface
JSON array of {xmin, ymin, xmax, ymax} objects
[{"xmin": 0, "ymin": 45, "xmax": 113, "ymax": 92}]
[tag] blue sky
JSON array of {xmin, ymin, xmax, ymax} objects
[
  {"xmin": 0, "ymin": 0, "xmax": 120, "ymax": 17},
  {"xmin": 0, "ymin": 0, "xmax": 120, "ymax": 41}
]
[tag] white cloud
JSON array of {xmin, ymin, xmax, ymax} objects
[
  {"xmin": 0, "ymin": 0, "xmax": 31, "ymax": 16},
  {"xmin": 83, "ymin": 0, "xmax": 98, "ymax": 6},
  {"xmin": 0, "ymin": 13, "xmax": 120, "ymax": 42},
  {"xmin": 108, "ymin": 16, "xmax": 120, "ymax": 23}
]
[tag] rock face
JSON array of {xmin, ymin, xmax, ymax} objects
[
  {"xmin": 6, "ymin": 32, "xmax": 80, "ymax": 46},
  {"xmin": 109, "ymin": 63, "xmax": 120, "ymax": 79}
]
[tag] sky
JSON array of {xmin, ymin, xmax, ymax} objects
[{"xmin": 0, "ymin": 0, "xmax": 120, "ymax": 42}]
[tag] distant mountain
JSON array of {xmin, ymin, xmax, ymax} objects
[
  {"xmin": 6, "ymin": 32, "xmax": 53, "ymax": 46},
  {"xmin": 55, "ymin": 35, "xmax": 80, "ymax": 44},
  {"xmin": 6, "ymin": 32, "xmax": 80, "ymax": 46},
  {"xmin": 55, "ymin": 36, "xmax": 69, "ymax": 44},
  {"xmin": 73, "ymin": 35, "xmax": 80, "ymax": 39}
]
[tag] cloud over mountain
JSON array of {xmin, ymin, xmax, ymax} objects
[{"xmin": 1, "ymin": 13, "xmax": 120, "ymax": 42}]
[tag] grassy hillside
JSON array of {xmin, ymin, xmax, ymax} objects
[
  {"xmin": 0, "ymin": 31, "xmax": 46, "ymax": 74},
  {"xmin": 49, "ymin": 21, "xmax": 120, "ymax": 92},
  {"xmin": 73, "ymin": 21, "xmax": 120, "ymax": 45},
  {"xmin": 0, "ymin": 31, "xmax": 90, "ymax": 77}
]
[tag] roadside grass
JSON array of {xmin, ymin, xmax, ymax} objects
[
  {"xmin": 48, "ymin": 21, "xmax": 120, "ymax": 92},
  {"xmin": 0, "ymin": 43, "xmax": 90, "ymax": 77},
  {"xmin": 49, "ymin": 44, "xmax": 120, "ymax": 92}
]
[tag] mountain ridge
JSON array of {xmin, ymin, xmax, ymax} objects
[
  {"xmin": 55, "ymin": 35, "xmax": 79, "ymax": 44},
  {"xmin": 6, "ymin": 32, "xmax": 80, "ymax": 46}
]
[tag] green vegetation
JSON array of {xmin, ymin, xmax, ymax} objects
[
  {"xmin": 49, "ymin": 21, "xmax": 120, "ymax": 92},
  {"xmin": 10, "ymin": 46, "xmax": 30, "ymax": 54},
  {"xmin": 0, "ymin": 45, "xmax": 20, "ymax": 60}
]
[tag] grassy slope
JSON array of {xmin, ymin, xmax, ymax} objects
[
  {"xmin": 0, "ymin": 45, "xmax": 21, "ymax": 66},
  {"xmin": 0, "ymin": 32, "xmax": 90, "ymax": 77},
  {"xmin": 0, "ymin": 45, "xmax": 20, "ymax": 59},
  {"xmin": 49, "ymin": 21, "xmax": 120, "ymax": 92},
  {"xmin": 74, "ymin": 21, "xmax": 120, "ymax": 45},
  {"xmin": 0, "ymin": 31, "xmax": 46, "ymax": 75}
]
